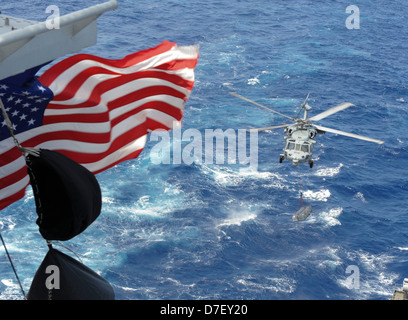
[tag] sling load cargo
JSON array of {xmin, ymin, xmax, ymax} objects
[
  {"xmin": 292, "ymin": 167, "xmax": 312, "ymax": 222},
  {"xmin": 293, "ymin": 196, "xmax": 312, "ymax": 222}
]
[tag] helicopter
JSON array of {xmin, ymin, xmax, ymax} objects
[{"xmin": 230, "ymin": 92, "xmax": 384, "ymax": 168}]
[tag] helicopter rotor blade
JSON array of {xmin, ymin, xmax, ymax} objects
[
  {"xmin": 296, "ymin": 92, "xmax": 310, "ymax": 118},
  {"xmin": 309, "ymin": 102, "xmax": 354, "ymax": 121},
  {"xmin": 247, "ymin": 124, "xmax": 291, "ymax": 132},
  {"xmin": 301, "ymin": 92, "xmax": 310, "ymax": 107},
  {"xmin": 314, "ymin": 125, "xmax": 384, "ymax": 144},
  {"xmin": 230, "ymin": 92, "xmax": 295, "ymax": 121}
]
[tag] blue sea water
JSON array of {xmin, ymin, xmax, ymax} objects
[{"xmin": 1, "ymin": 0, "xmax": 408, "ymax": 300}]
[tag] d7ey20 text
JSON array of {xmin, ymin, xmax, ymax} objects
[{"xmin": 203, "ymin": 304, "xmax": 247, "ymax": 315}]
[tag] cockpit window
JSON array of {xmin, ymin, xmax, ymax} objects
[
  {"xmin": 301, "ymin": 144, "xmax": 309, "ymax": 152},
  {"xmin": 286, "ymin": 141, "xmax": 310, "ymax": 152}
]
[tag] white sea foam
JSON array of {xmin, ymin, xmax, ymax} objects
[
  {"xmin": 395, "ymin": 247, "xmax": 408, "ymax": 251},
  {"xmin": 236, "ymin": 276, "xmax": 296, "ymax": 294},
  {"xmin": 247, "ymin": 77, "xmax": 260, "ymax": 85},
  {"xmin": 303, "ymin": 189, "xmax": 331, "ymax": 202},
  {"xmin": 0, "ymin": 216, "xmax": 16, "ymax": 231},
  {"xmin": 118, "ymin": 286, "xmax": 138, "ymax": 292},
  {"xmin": 103, "ymin": 180, "xmax": 186, "ymax": 219},
  {"xmin": 353, "ymin": 192, "xmax": 367, "ymax": 203},
  {"xmin": 217, "ymin": 210, "xmax": 257, "ymax": 227},
  {"xmin": 314, "ymin": 163, "xmax": 343, "ymax": 177},
  {"xmin": 313, "ymin": 246, "xmax": 344, "ymax": 271},
  {"xmin": 337, "ymin": 250, "xmax": 399, "ymax": 299},
  {"xmin": 164, "ymin": 277, "xmax": 196, "ymax": 289},
  {"xmin": 320, "ymin": 208, "xmax": 343, "ymax": 227},
  {"xmin": 102, "ymin": 196, "xmax": 115, "ymax": 205},
  {"xmin": 202, "ymin": 164, "xmax": 288, "ymax": 188},
  {"xmin": 303, "ymin": 207, "xmax": 342, "ymax": 227},
  {"xmin": 23, "ymin": 188, "xmax": 34, "ymax": 204},
  {"xmin": 1, "ymin": 279, "xmax": 15, "ymax": 287},
  {"xmin": 0, "ymin": 280, "xmax": 24, "ymax": 300}
]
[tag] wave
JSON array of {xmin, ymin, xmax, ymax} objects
[
  {"xmin": 338, "ymin": 250, "xmax": 399, "ymax": 299},
  {"xmin": 236, "ymin": 276, "xmax": 296, "ymax": 295},
  {"xmin": 200, "ymin": 164, "xmax": 290, "ymax": 189},
  {"xmin": 303, "ymin": 189, "xmax": 331, "ymax": 202},
  {"xmin": 315, "ymin": 207, "xmax": 343, "ymax": 227},
  {"xmin": 217, "ymin": 210, "xmax": 257, "ymax": 228},
  {"xmin": 314, "ymin": 163, "xmax": 343, "ymax": 177}
]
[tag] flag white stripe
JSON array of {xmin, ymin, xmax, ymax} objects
[
  {"xmin": 50, "ymin": 76, "xmax": 190, "ymax": 107},
  {"xmin": 29, "ymin": 109, "xmax": 177, "ymax": 154},
  {"xmin": 45, "ymin": 94, "xmax": 185, "ymax": 116},
  {"xmin": 82, "ymin": 135, "xmax": 147, "ymax": 172},
  {"xmin": 1, "ymin": 175, "xmax": 30, "ymax": 199},
  {"xmin": 49, "ymin": 46, "xmax": 196, "ymax": 94},
  {"xmin": 0, "ymin": 156, "xmax": 26, "ymax": 176}
]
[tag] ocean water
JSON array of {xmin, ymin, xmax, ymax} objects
[{"xmin": 1, "ymin": 0, "xmax": 408, "ymax": 300}]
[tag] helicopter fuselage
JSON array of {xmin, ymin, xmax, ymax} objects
[
  {"xmin": 280, "ymin": 123, "xmax": 317, "ymax": 167},
  {"xmin": 230, "ymin": 91, "xmax": 384, "ymax": 169}
]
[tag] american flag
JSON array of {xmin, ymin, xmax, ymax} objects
[{"xmin": 0, "ymin": 41, "xmax": 198, "ymax": 210}]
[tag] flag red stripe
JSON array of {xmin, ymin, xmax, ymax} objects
[
  {"xmin": 50, "ymin": 66, "xmax": 120, "ymax": 102},
  {"xmin": 24, "ymin": 131, "xmax": 111, "ymax": 150},
  {"xmin": 0, "ymin": 188, "xmax": 29, "ymax": 211},
  {"xmin": 110, "ymin": 101, "xmax": 182, "ymax": 128},
  {"xmin": 39, "ymin": 40, "xmax": 177, "ymax": 86},
  {"xmin": 54, "ymin": 124, "xmax": 147, "ymax": 164},
  {"xmin": 0, "ymin": 130, "xmax": 112, "ymax": 166},
  {"xmin": 0, "ymin": 166, "xmax": 27, "ymax": 189},
  {"xmin": 0, "ymin": 147, "xmax": 22, "ymax": 166},
  {"xmin": 107, "ymin": 86, "xmax": 187, "ymax": 111},
  {"xmin": 46, "ymin": 73, "xmax": 192, "ymax": 111},
  {"xmin": 50, "ymin": 67, "xmax": 194, "ymax": 103},
  {"xmin": 43, "ymin": 88, "xmax": 185, "ymax": 125},
  {"xmin": 154, "ymin": 58, "xmax": 199, "ymax": 71},
  {"xmin": 42, "ymin": 112, "xmax": 109, "ymax": 124},
  {"xmin": 53, "ymin": 118, "xmax": 171, "ymax": 166}
]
